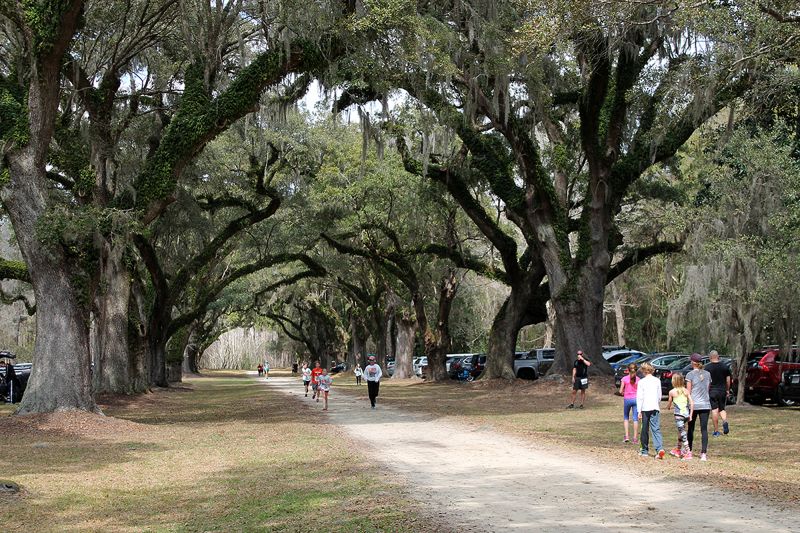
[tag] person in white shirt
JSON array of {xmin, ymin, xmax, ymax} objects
[
  {"xmin": 363, "ymin": 355, "xmax": 383, "ymax": 409},
  {"xmin": 636, "ymin": 362, "xmax": 665, "ymax": 459},
  {"xmin": 354, "ymin": 364, "xmax": 363, "ymax": 385},
  {"xmin": 301, "ymin": 363, "xmax": 312, "ymax": 397}
]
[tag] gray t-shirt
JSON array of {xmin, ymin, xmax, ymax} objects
[{"xmin": 686, "ymin": 369, "xmax": 712, "ymax": 410}]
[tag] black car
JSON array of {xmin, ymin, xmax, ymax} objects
[
  {"xmin": 613, "ymin": 353, "xmax": 658, "ymax": 388},
  {"xmin": 467, "ymin": 353, "xmax": 487, "ymax": 379},
  {"xmin": 778, "ymin": 369, "xmax": 800, "ymax": 404},
  {"xmin": 0, "ymin": 361, "xmax": 30, "ymax": 403}
]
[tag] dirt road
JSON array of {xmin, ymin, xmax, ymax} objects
[{"xmin": 266, "ymin": 376, "xmax": 793, "ymax": 532}]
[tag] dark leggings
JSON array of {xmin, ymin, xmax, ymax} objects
[
  {"xmin": 367, "ymin": 380, "xmax": 380, "ymax": 407},
  {"xmin": 688, "ymin": 409, "xmax": 710, "ymax": 454},
  {"xmin": 356, "ymin": 375, "xmax": 362, "ymax": 385}
]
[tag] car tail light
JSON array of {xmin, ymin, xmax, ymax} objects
[
  {"xmin": 759, "ymin": 363, "xmax": 769, "ymax": 372},
  {"xmin": 663, "ymin": 371, "xmax": 672, "ymax": 379}
]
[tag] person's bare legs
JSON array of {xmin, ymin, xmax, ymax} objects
[
  {"xmin": 569, "ymin": 388, "xmax": 577, "ymax": 406},
  {"xmin": 579, "ymin": 389, "xmax": 587, "ymax": 407},
  {"xmin": 623, "ymin": 418, "xmax": 630, "ymax": 440}
]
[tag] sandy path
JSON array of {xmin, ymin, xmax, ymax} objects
[{"xmin": 265, "ymin": 376, "xmax": 793, "ymax": 532}]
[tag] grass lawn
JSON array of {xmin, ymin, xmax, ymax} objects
[
  {"xmin": 0, "ymin": 372, "xmax": 434, "ymax": 532},
  {"xmin": 334, "ymin": 371, "xmax": 800, "ymax": 507}
]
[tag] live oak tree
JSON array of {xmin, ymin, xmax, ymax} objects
[{"xmin": 338, "ymin": 0, "xmax": 756, "ymax": 376}]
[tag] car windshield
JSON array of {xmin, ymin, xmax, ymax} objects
[{"xmin": 607, "ymin": 352, "xmax": 632, "ymax": 363}]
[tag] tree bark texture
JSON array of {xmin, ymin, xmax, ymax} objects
[
  {"xmin": 93, "ymin": 239, "xmax": 135, "ymax": 394},
  {"xmin": 392, "ymin": 311, "xmax": 416, "ymax": 379}
]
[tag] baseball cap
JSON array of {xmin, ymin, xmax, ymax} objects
[
  {"xmin": 690, "ymin": 353, "xmax": 702, "ymax": 363},
  {"xmin": 368, "ymin": 355, "xmax": 376, "ymax": 361}
]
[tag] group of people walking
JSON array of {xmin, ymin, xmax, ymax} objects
[
  {"xmin": 298, "ymin": 356, "xmax": 384, "ymax": 411},
  {"xmin": 619, "ymin": 350, "xmax": 732, "ymax": 461}
]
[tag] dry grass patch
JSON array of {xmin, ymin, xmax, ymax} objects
[
  {"xmin": 0, "ymin": 374, "xmax": 436, "ymax": 532},
  {"xmin": 334, "ymin": 373, "xmax": 800, "ymax": 507}
]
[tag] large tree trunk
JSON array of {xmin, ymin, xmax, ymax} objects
[
  {"xmin": 392, "ymin": 310, "xmax": 416, "ymax": 379},
  {"xmin": 483, "ymin": 284, "xmax": 531, "ymax": 379},
  {"xmin": 3, "ymin": 150, "xmax": 99, "ymax": 413},
  {"xmin": 182, "ymin": 327, "xmax": 200, "ymax": 375},
  {"xmin": 550, "ymin": 278, "xmax": 614, "ymax": 375},
  {"xmin": 93, "ymin": 239, "xmax": 135, "ymax": 394},
  {"xmin": 610, "ymin": 281, "xmax": 626, "ymax": 346},
  {"xmin": 425, "ymin": 270, "xmax": 459, "ymax": 382},
  {"xmin": 348, "ymin": 315, "xmax": 366, "ymax": 369}
]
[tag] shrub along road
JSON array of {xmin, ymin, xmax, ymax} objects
[{"xmin": 266, "ymin": 375, "xmax": 796, "ymax": 532}]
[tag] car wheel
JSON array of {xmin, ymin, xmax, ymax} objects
[
  {"xmin": 517, "ymin": 368, "xmax": 535, "ymax": 380},
  {"xmin": 746, "ymin": 395, "xmax": 764, "ymax": 405}
]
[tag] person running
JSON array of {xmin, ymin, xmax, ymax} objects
[
  {"xmin": 354, "ymin": 364, "xmax": 363, "ymax": 385},
  {"xmin": 705, "ymin": 350, "xmax": 732, "ymax": 436},
  {"xmin": 666, "ymin": 373, "xmax": 694, "ymax": 460},
  {"xmin": 636, "ymin": 362, "xmax": 666, "ymax": 459},
  {"xmin": 301, "ymin": 362, "xmax": 312, "ymax": 397},
  {"xmin": 686, "ymin": 353, "xmax": 712, "ymax": 461},
  {"xmin": 317, "ymin": 368, "xmax": 332, "ymax": 411},
  {"xmin": 567, "ymin": 350, "xmax": 592, "ymax": 409},
  {"xmin": 263, "ymin": 360, "xmax": 270, "ymax": 379},
  {"xmin": 257, "ymin": 363, "xmax": 264, "ymax": 377},
  {"xmin": 619, "ymin": 363, "xmax": 639, "ymax": 444},
  {"xmin": 364, "ymin": 355, "xmax": 383, "ymax": 409},
  {"xmin": 310, "ymin": 361, "xmax": 323, "ymax": 401}
]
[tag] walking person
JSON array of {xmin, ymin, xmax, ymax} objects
[
  {"xmin": 263, "ymin": 360, "xmax": 270, "ymax": 379},
  {"xmin": 619, "ymin": 363, "xmax": 639, "ymax": 444},
  {"xmin": 310, "ymin": 361, "xmax": 323, "ymax": 401},
  {"xmin": 317, "ymin": 368, "xmax": 332, "ymax": 411},
  {"xmin": 257, "ymin": 363, "xmax": 264, "ymax": 377},
  {"xmin": 636, "ymin": 362, "xmax": 666, "ymax": 459},
  {"xmin": 567, "ymin": 350, "xmax": 592, "ymax": 409},
  {"xmin": 364, "ymin": 355, "xmax": 383, "ymax": 409},
  {"xmin": 686, "ymin": 353, "xmax": 712, "ymax": 461},
  {"xmin": 354, "ymin": 364, "xmax": 363, "ymax": 385},
  {"xmin": 301, "ymin": 362, "xmax": 312, "ymax": 397},
  {"xmin": 666, "ymin": 373, "xmax": 694, "ymax": 460},
  {"xmin": 705, "ymin": 350, "xmax": 732, "ymax": 436}
]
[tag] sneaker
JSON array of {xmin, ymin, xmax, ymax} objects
[
  {"xmin": 305, "ymin": 393, "xmax": 308, "ymax": 397},
  {"xmin": 632, "ymin": 438, "xmax": 638, "ymax": 445},
  {"xmin": 682, "ymin": 452, "xmax": 693, "ymax": 461},
  {"xmin": 657, "ymin": 449, "xmax": 666, "ymax": 460},
  {"xmin": 639, "ymin": 450, "xmax": 649, "ymax": 457},
  {"xmin": 566, "ymin": 404, "xmax": 574, "ymax": 409},
  {"xmin": 624, "ymin": 437, "xmax": 630, "ymax": 443},
  {"xmin": 712, "ymin": 431, "xmax": 721, "ymax": 437},
  {"xmin": 669, "ymin": 448, "xmax": 681, "ymax": 458},
  {"xmin": 371, "ymin": 405, "xmax": 375, "ymax": 410},
  {"xmin": 723, "ymin": 421, "xmax": 729, "ymax": 435},
  {"xmin": 700, "ymin": 453, "xmax": 708, "ymax": 461},
  {"xmin": 578, "ymin": 404, "xmax": 584, "ymax": 409},
  {"xmin": 316, "ymin": 398, "xmax": 319, "ymax": 403}
]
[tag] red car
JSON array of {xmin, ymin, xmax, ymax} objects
[{"xmin": 745, "ymin": 347, "xmax": 800, "ymax": 406}]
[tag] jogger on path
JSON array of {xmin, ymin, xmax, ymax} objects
[{"xmin": 364, "ymin": 355, "xmax": 382, "ymax": 409}]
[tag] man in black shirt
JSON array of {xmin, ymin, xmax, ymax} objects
[
  {"xmin": 567, "ymin": 350, "xmax": 592, "ymax": 409},
  {"xmin": 705, "ymin": 350, "xmax": 732, "ymax": 436}
]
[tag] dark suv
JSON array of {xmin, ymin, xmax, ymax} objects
[{"xmin": 468, "ymin": 354, "xmax": 487, "ymax": 379}]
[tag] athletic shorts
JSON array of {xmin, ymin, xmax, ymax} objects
[
  {"xmin": 311, "ymin": 383, "xmax": 319, "ymax": 391},
  {"xmin": 573, "ymin": 378, "xmax": 589, "ymax": 391},
  {"xmin": 710, "ymin": 389, "xmax": 727, "ymax": 411},
  {"xmin": 623, "ymin": 398, "xmax": 638, "ymax": 420}
]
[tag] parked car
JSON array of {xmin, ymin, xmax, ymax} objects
[
  {"xmin": 745, "ymin": 347, "xmax": 800, "ymax": 406},
  {"xmin": 0, "ymin": 359, "xmax": 30, "ymax": 403},
  {"xmin": 605, "ymin": 349, "xmax": 648, "ymax": 371},
  {"xmin": 513, "ymin": 348, "xmax": 555, "ymax": 380},
  {"xmin": 448, "ymin": 354, "xmax": 476, "ymax": 379},
  {"xmin": 649, "ymin": 354, "xmax": 692, "ymax": 395},
  {"xmin": 463, "ymin": 353, "xmax": 487, "ymax": 379},
  {"xmin": 329, "ymin": 362, "xmax": 347, "ymax": 374},
  {"xmin": 386, "ymin": 358, "xmax": 396, "ymax": 377},
  {"xmin": 414, "ymin": 357, "xmax": 428, "ymax": 377},
  {"xmin": 778, "ymin": 369, "xmax": 800, "ymax": 404},
  {"xmin": 613, "ymin": 353, "xmax": 658, "ymax": 388}
]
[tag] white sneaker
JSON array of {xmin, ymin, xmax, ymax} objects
[{"xmin": 700, "ymin": 453, "xmax": 708, "ymax": 461}]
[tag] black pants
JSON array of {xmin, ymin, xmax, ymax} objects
[
  {"xmin": 688, "ymin": 409, "xmax": 710, "ymax": 454},
  {"xmin": 356, "ymin": 376, "xmax": 362, "ymax": 385},
  {"xmin": 367, "ymin": 380, "xmax": 380, "ymax": 407}
]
